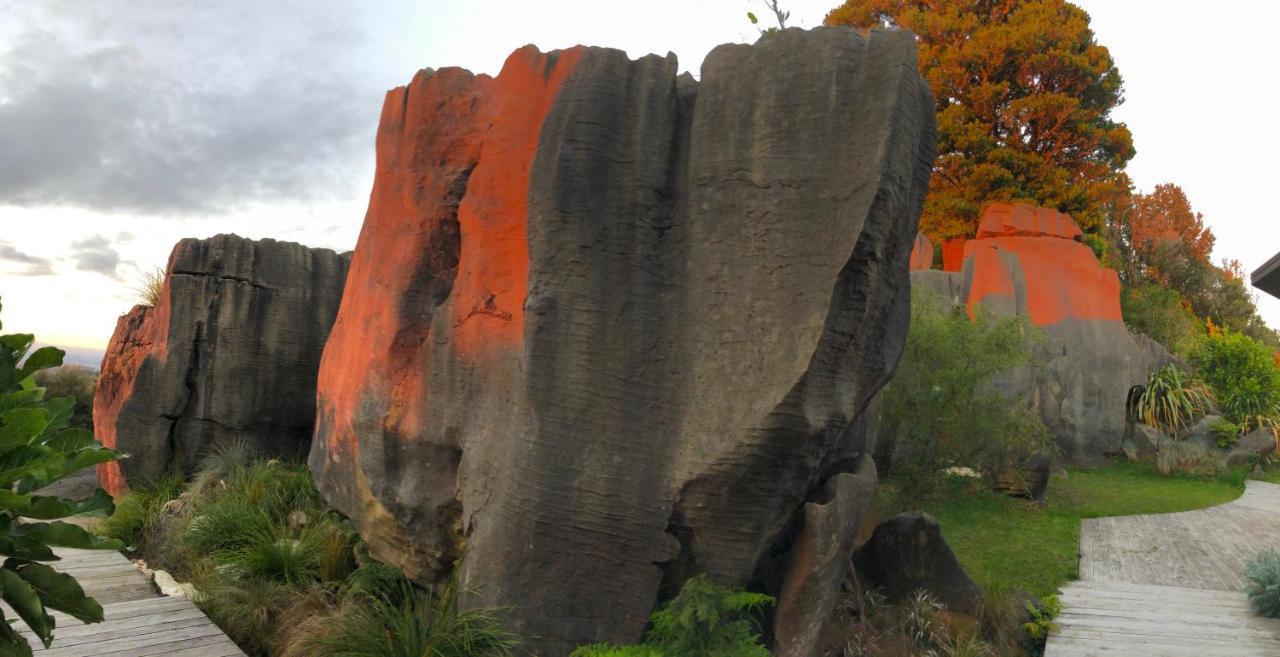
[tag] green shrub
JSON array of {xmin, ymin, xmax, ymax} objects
[
  {"xmin": 32, "ymin": 365, "xmax": 96, "ymax": 430},
  {"xmin": 288, "ymin": 572, "xmax": 518, "ymax": 657},
  {"xmin": 1210, "ymin": 418, "xmax": 1241, "ymax": 449},
  {"xmin": 1022, "ymin": 594, "xmax": 1060, "ymax": 645},
  {"xmin": 1121, "ymin": 285, "xmax": 1203, "ymax": 357},
  {"xmin": 1134, "ymin": 365, "xmax": 1214, "ymax": 435},
  {"xmin": 95, "ymin": 471, "xmax": 183, "ymax": 550},
  {"xmin": 1245, "ymin": 549, "xmax": 1280, "ymax": 618},
  {"xmin": 1192, "ymin": 331, "xmax": 1280, "ymax": 432},
  {"xmin": 0, "ymin": 302, "xmax": 126, "ymax": 653},
  {"xmin": 571, "ymin": 575, "xmax": 772, "ymax": 657},
  {"xmin": 883, "ymin": 297, "xmax": 1053, "ymax": 493}
]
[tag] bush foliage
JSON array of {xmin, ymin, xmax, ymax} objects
[
  {"xmin": 571, "ymin": 575, "xmax": 773, "ymax": 657},
  {"xmin": 882, "ymin": 298, "xmax": 1053, "ymax": 492},
  {"xmin": 1121, "ymin": 285, "xmax": 1203, "ymax": 357},
  {"xmin": 1192, "ymin": 331, "xmax": 1280, "ymax": 432},
  {"xmin": 0, "ymin": 301, "xmax": 124, "ymax": 654},
  {"xmin": 1245, "ymin": 549, "xmax": 1280, "ymax": 618}
]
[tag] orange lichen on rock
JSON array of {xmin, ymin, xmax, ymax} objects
[
  {"xmin": 93, "ymin": 299, "xmax": 170, "ymax": 497},
  {"xmin": 909, "ymin": 232, "xmax": 933, "ymax": 271},
  {"xmin": 941, "ymin": 238, "xmax": 966, "ymax": 272},
  {"xmin": 962, "ymin": 203, "xmax": 1121, "ymax": 326},
  {"xmin": 315, "ymin": 46, "xmax": 585, "ymax": 456},
  {"xmin": 976, "ymin": 202, "xmax": 1083, "ymax": 240}
]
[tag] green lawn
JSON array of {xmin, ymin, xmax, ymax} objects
[{"xmin": 881, "ymin": 462, "xmax": 1247, "ymax": 598}]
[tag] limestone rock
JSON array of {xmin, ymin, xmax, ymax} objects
[
  {"xmin": 852, "ymin": 513, "xmax": 980, "ymax": 613},
  {"xmin": 1124, "ymin": 424, "xmax": 1167, "ymax": 461},
  {"xmin": 1186, "ymin": 414, "xmax": 1224, "ymax": 450},
  {"xmin": 309, "ymin": 27, "xmax": 934, "ymax": 655},
  {"xmin": 909, "ymin": 232, "xmax": 933, "ymax": 271},
  {"xmin": 910, "ymin": 203, "xmax": 1172, "ymax": 463},
  {"xmin": 774, "ymin": 456, "xmax": 878, "ymax": 657},
  {"xmin": 1226, "ymin": 427, "xmax": 1277, "ymax": 466},
  {"xmin": 95, "ymin": 234, "xmax": 349, "ymax": 495}
]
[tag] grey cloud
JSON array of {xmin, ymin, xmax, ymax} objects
[
  {"xmin": 0, "ymin": 242, "xmax": 54, "ymax": 276},
  {"xmin": 69, "ymin": 234, "xmax": 121, "ymax": 278},
  {"xmin": 0, "ymin": 1, "xmax": 390, "ymax": 216}
]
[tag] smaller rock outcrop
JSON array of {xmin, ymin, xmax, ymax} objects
[
  {"xmin": 1226, "ymin": 427, "xmax": 1277, "ymax": 466},
  {"xmin": 853, "ymin": 513, "xmax": 980, "ymax": 613},
  {"xmin": 774, "ymin": 456, "xmax": 877, "ymax": 657},
  {"xmin": 95, "ymin": 235, "xmax": 349, "ymax": 495},
  {"xmin": 909, "ymin": 233, "xmax": 933, "ymax": 272}
]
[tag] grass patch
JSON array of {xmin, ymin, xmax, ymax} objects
[{"xmin": 880, "ymin": 461, "xmax": 1245, "ymax": 598}]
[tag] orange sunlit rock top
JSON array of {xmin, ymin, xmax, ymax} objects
[
  {"xmin": 963, "ymin": 203, "xmax": 1121, "ymax": 326},
  {"xmin": 976, "ymin": 202, "xmax": 1084, "ymax": 240}
]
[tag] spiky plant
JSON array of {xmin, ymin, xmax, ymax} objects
[
  {"xmin": 132, "ymin": 267, "xmax": 167, "ymax": 307},
  {"xmin": 291, "ymin": 572, "xmax": 518, "ymax": 657},
  {"xmin": 1136, "ymin": 365, "xmax": 1214, "ymax": 435}
]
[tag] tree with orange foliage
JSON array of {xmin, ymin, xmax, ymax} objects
[
  {"xmin": 1128, "ymin": 183, "xmax": 1215, "ymax": 262},
  {"xmin": 825, "ymin": 0, "xmax": 1135, "ymax": 241}
]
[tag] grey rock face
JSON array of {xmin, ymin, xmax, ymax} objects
[
  {"xmin": 309, "ymin": 27, "xmax": 935, "ymax": 655},
  {"xmin": 774, "ymin": 456, "xmax": 878, "ymax": 657},
  {"xmin": 1186, "ymin": 414, "xmax": 1224, "ymax": 450},
  {"xmin": 1124, "ymin": 423, "xmax": 1168, "ymax": 461},
  {"xmin": 1226, "ymin": 428, "xmax": 1277, "ymax": 466},
  {"xmin": 852, "ymin": 513, "xmax": 981, "ymax": 613},
  {"xmin": 95, "ymin": 234, "xmax": 349, "ymax": 488}
]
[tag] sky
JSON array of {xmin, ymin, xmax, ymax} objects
[{"xmin": 1, "ymin": 0, "xmax": 1278, "ymax": 355}]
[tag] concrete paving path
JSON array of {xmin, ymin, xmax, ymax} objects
[{"xmin": 1046, "ymin": 480, "xmax": 1280, "ymax": 656}]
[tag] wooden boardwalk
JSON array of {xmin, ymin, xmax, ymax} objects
[
  {"xmin": 14, "ymin": 547, "xmax": 245, "ymax": 656},
  {"xmin": 1046, "ymin": 480, "xmax": 1280, "ymax": 656}
]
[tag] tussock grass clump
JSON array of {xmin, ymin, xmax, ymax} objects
[
  {"xmin": 98, "ymin": 442, "xmax": 519, "ymax": 656},
  {"xmin": 1135, "ymin": 365, "xmax": 1214, "ymax": 436}
]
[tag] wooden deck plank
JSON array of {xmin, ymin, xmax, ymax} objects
[
  {"xmin": 1046, "ymin": 480, "xmax": 1280, "ymax": 656},
  {"xmin": 3, "ymin": 547, "xmax": 246, "ymax": 656}
]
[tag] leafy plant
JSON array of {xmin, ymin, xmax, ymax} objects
[
  {"xmin": 288, "ymin": 572, "xmax": 518, "ymax": 657},
  {"xmin": 746, "ymin": 0, "xmax": 789, "ymax": 34},
  {"xmin": 1022, "ymin": 594, "xmax": 1061, "ymax": 647},
  {"xmin": 572, "ymin": 574, "xmax": 773, "ymax": 657},
  {"xmin": 883, "ymin": 297, "xmax": 1054, "ymax": 493},
  {"xmin": 1245, "ymin": 549, "xmax": 1280, "ymax": 618},
  {"xmin": 31, "ymin": 365, "xmax": 96, "ymax": 430},
  {"xmin": 0, "ymin": 301, "xmax": 125, "ymax": 654},
  {"xmin": 1192, "ymin": 331, "xmax": 1280, "ymax": 432},
  {"xmin": 1134, "ymin": 365, "xmax": 1214, "ymax": 435},
  {"xmin": 1121, "ymin": 285, "xmax": 1204, "ymax": 357},
  {"xmin": 1210, "ymin": 418, "xmax": 1241, "ymax": 449}
]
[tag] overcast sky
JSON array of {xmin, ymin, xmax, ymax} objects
[{"xmin": 2, "ymin": 0, "xmax": 1278, "ymax": 353}]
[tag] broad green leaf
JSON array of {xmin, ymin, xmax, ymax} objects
[
  {"xmin": 12, "ymin": 523, "xmax": 123, "ymax": 551},
  {"xmin": 44, "ymin": 428, "xmax": 95, "ymax": 453},
  {"xmin": 24, "ymin": 490, "xmax": 114, "ymax": 520},
  {"xmin": 0, "ymin": 390, "xmax": 41, "ymax": 415},
  {"xmin": 17, "ymin": 563, "xmax": 103, "ymax": 624},
  {"xmin": 0, "ymin": 410, "xmax": 48, "ymax": 451},
  {"xmin": 36, "ymin": 398, "xmax": 73, "ymax": 438},
  {"xmin": 0, "ymin": 536, "xmax": 58, "ymax": 562},
  {"xmin": 0, "ymin": 617, "xmax": 34, "ymax": 657},
  {"xmin": 0, "ymin": 569, "xmax": 52, "ymax": 647},
  {"xmin": 0, "ymin": 336, "xmax": 33, "ymax": 363},
  {"xmin": 17, "ymin": 348, "xmax": 62, "ymax": 381},
  {"xmin": 747, "ymin": 10, "xmax": 758, "ymax": 23}
]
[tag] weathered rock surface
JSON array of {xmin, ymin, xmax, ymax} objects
[
  {"xmin": 774, "ymin": 456, "xmax": 877, "ymax": 657},
  {"xmin": 1226, "ymin": 427, "xmax": 1277, "ymax": 466},
  {"xmin": 95, "ymin": 235, "xmax": 349, "ymax": 495},
  {"xmin": 852, "ymin": 513, "xmax": 981, "ymax": 613},
  {"xmin": 909, "ymin": 232, "xmax": 933, "ymax": 272},
  {"xmin": 309, "ymin": 27, "xmax": 934, "ymax": 655},
  {"xmin": 911, "ymin": 203, "xmax": 1171, "ymax": 462},
  {"xmin": 1124, "ymin": 423, "xmax": 1167, "ymax": 461},
  {"xmin": 1186, "ymin": 414, "xmax": 1223, "ymax": 450}
]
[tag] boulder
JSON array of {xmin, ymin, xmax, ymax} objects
[
  {"xmin": 774, "ymin": 456, "xmax": 877, "ymax": 657},
  {"xmin": 852, "ymin": 513, "xmax": 981, "ymax": 613},
  {"xmin": 1186, "ymin": 414, "xmax": 1224, "ymax": 450},
  {"xmin": 95, "ymin": 235, "xmax": 349, "ymax": 495},
  {"xmin": 909, "ymin": 232, "xmax": 933, "ymax": 271},
  {"xmin": 1123, "ymin": 424, "xmax": 1167, "ymax": 461},
  {"xmin": 993, "ymin": 453, "xmax": 1052, "ymax": 502},
  {"xmin": 1226, "ymin": 427, "xmax": 1277, "ymax": 467},
  {"xmin": 309, "ymin": 27, "xmax": 935, "ymax": 655},
  {"xmin": 909, "ymin": 203, "xmax": 1172, "ymax": 463}
]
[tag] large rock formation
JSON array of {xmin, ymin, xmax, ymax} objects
[
  {"xmin": 912, "ymin": 203, "xmax": 1170, "ymax": 462},
  {"xmin": 310, "ymin": 27, "xmax": 934, "ymax": 656},
  {"xmin": 95, "ymin": 235, "xmax": 349, "ymax": 495}
]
